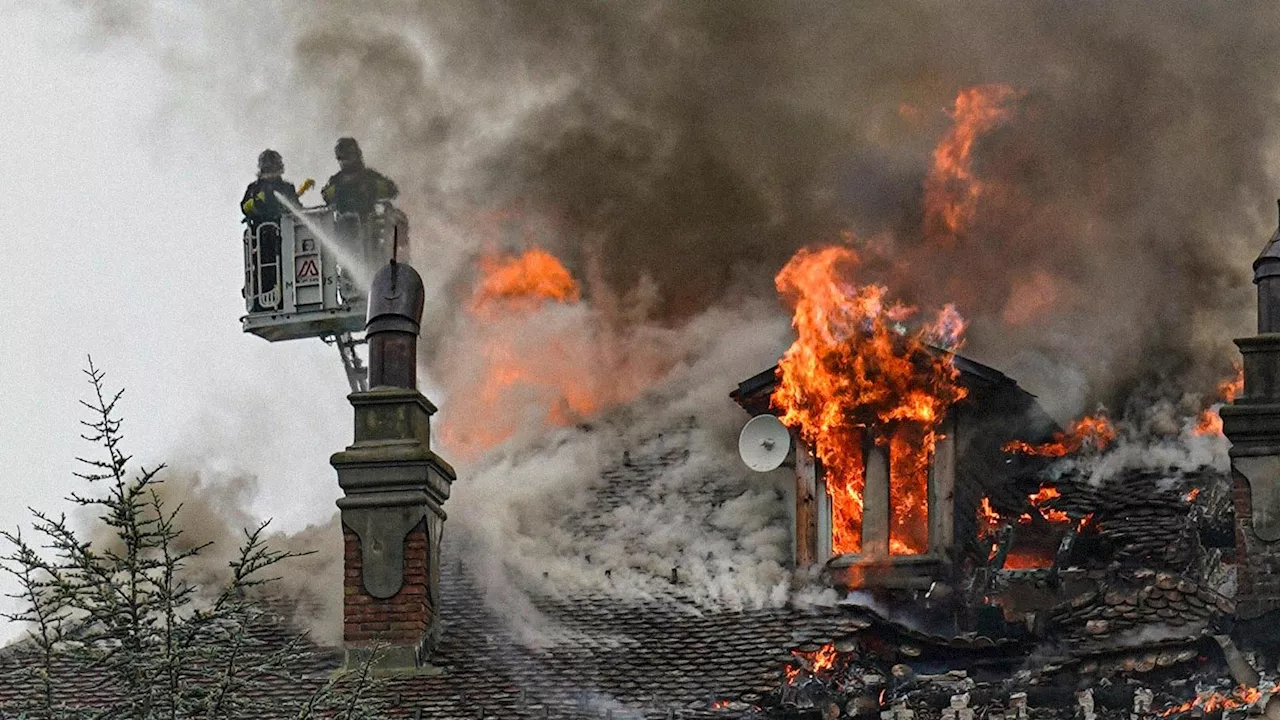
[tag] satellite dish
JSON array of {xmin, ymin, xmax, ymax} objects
[{"xmin": 738, "ymin": 414, "xmax": 793, "ymax": 472}]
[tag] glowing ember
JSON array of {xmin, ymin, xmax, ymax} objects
[
  {"xmin": 772, "ymin": 246, "xmax": 967, "ymax": 555},
  {"xmin": 923, "ymin": 84, "xmax": 1021, "ymax": 244},
  {"xmin": 1194, "ymin": 362, "xmax": 1245, "ymax": 436},
  {"xmin": 1002, "ymin": 548, "xmax": 1055, "ymax": 570},
  {"xmin": 1184, "ymin": 487, "xmax": 1201, "ymax": 502},
  {"xmin": 1003, "ymin": 414, "xmax": 1115, "ymax": 457},
  {"xmin": 1158, "ymin": 685, "xmax": 1264, "ymax": 717}
]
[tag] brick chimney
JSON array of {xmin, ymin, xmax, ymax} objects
[
  {"xmin": 1221, "ymin": 200, "xmax": 1280, "ymax": 620},
  {"xmin": 330, "ymin": 260, "xmax": 456, "ymax": 671}
]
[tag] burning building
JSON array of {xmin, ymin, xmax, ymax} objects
[
  {"xmin": 731, "ymin": 349, "xmax": 1058, "ymax": 591},
  {"xmin": 0, "ymin": 240, "xmax": 1252, "ymax": 720},
  {"xmin": 0, "ymin": 181, "xmax": 1276, "ymax": 718}
]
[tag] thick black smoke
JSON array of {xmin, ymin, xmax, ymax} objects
[
  {"xmin": 267, "ymin": 1, "xmax": 1278, "ymax": 415},
  {"xmin": 49, "ymin": 0, "xmax": 1279, "ymax": 652},
  {"xmin": 61, "ymin": 2, "xmax": 1280, "ymax": 410}
]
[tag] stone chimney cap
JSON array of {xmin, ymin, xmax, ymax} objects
[{"xmin": 367, "ymin": 261, "xmax": 425, "ymax": 334}]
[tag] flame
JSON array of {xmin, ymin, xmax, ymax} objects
[
  {"xmin": 441, "ymin": 248, "xmax": 598, "ymax": 454},
  {"xmin": 1194, "ymin": 362, "xmax": 1245, "ymax": 436},
  {"xmin": 772, "ymin": 246, "xmax": 967, "ymax": 555},
  {"xmin": 783, "ymin": 642, "xmax": 842, "ymax": 685},
  {"xmin": 923, "ymin": 84, "xmax": 1021, "ymax": 244},
  {"xmin": 980, "ymin": 492, "xmax": 1083, "ymax": 569},
  {"xmin": 1159, "ymin": 686, "xmax": 1264, "ymax": 717},
  {"xmin": 1075, "ymin": 513, "xmax": 1094, "ymax": 532},
  {"xmin": 889, "ymin": 426, "xmax": 930, "ymax": 554},
  {"xmin": 470, "ymin": 247, "xmax": 580, "ymax": 314},
  {"xmin": 1184, "ymin": 487, "xmax": 1201, "ymax": 502},
  {"xmin": 1003, "ymin": 414, "xmax": 1115, "ymax": 457},
  {"xmin": 977, "ymin": 497, "xmax": 1002, "ymax": 538},
  {"xmin": 1028, "ymin": 485, "xmax": 1070, "ymax": 524},
  {"xmin": 790, "ymin": 643, "xmax": 839, "ymax": 678}
]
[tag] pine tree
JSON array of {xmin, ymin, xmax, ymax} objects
[{"xmin": 0, "ymin": 359, "xmax": 382, "ymax": 719}]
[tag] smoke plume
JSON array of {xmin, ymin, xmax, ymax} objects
[
  {"xmin": 54, "ymin": 0, "xmax": 1280, "ymax": 645},
  {"xmin": 268, "ymin": 1, "xmax": 1280, "ymax": 415}
]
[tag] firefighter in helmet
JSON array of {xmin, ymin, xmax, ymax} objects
[
  {"xmin": 321, "ymin": 138, "xmax": 399, "ymax": 216},
  {"xmin": 241, "ymin": 150, "xmax": 299, "ymax": 312},
  {"xmin": 240, "ymin": 149, "xmax": 300, "ymax": 224}
]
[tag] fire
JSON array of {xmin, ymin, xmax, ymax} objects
[
  {"xmin": 470, "ymin": 247, "xmax": 580, "ymax": 314},
  {"xmin": 789, "ymin": 643, "xmax": 839, "ymax": 679},
  {"xmin": 772, "ymin": 246, "xmax": 967, "ymax": 555},
  {"xmin": 1003, "ymin": 414, "xmax": 1116, "ymax": 457},
  {"xmin": 890, "ymin": 426, "xmax": 930, "ymax": 554},
  {"xmin": 978, "ymin": 493, "xmax": 1084, "ymax": 570},
  {"xmin": 1028, "ymin": 485, "xmax": 1069, "ymax": 524},
  {"xmin": 1194, "ymin": 362, "xmax": 1245, "ymax": 436},
  {"xmin": 1159, "ymin": 686, "xmax": 1264, "ymax": 717},
  {"xmin": 1002, "ymin": 549, "xmax": 1054, "ymax": 570},
  {"xmin": 440, "ymin": 247, "xmax": 599, "ymax": 455},
  {"xmin": 976, "ymin": 497, "xmax": 1002, "ymax": 538},
  {"xmin": 923, "ymin": 84, "xmax": 1021, "ymax": 243}
]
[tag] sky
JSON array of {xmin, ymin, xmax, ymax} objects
[{"xmin": 0, "ymin": 3, "xmax": 356, "ymax": 635}]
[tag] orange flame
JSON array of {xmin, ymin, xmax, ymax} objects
[
  {"xmin": 789, "ymin": 643, "xmax": 839, "ymax": 679},
  {"xmin": 1028, "ymin": 485, "xmax": 1070, "ymax": 524},
  {"xmin": 1003, "ymin": 414, "xmax": 1115, "ymax": 457},
  {"xmin": 441, "ymin": 248, "xmax": 596, "ymax": 454},
  {"xmin": 1194, "ymin": 362, "xmax": 1245, "ymax": 436},
  {"xmin": 890, "ymin": 426, "xmax": 930, "ymax": 554},
  {"xmin": 1159, "ymin": 686, "xmax": 1264, "ymax": 717},
  {"xmin": 923, "ymin": 85, "xmax": 1021, "ymax": 243},
  {"xmin": 470, "ymin": 247, "xmax": 580, "ymax": 314},
  {"xmin": 772, "ymin": 246, "xmax": 967, "ymax": 555},
  {"xmin": 976, "ymin": 497, "xmax": 1002, "ymax": 538}
]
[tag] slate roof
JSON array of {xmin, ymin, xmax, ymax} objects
[
  {"xmin": 0, "ymin": 416, "xmax": 1240, "ymax": 718},
  {"xmin": 0, "ymin": 424, "xmax": 855, "ymax": 719}
]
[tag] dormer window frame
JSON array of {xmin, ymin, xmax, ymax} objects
[{"xmin": 795, "ymin": 415, "xmax": 958, "ymax": 584}]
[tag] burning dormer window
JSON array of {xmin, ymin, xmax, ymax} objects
[{"xmin": 811, "ymin": 418, "xmax": 955, "ymax": 570}]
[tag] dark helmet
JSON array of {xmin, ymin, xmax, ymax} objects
[
  {"xmin": 257, "ymin": 149, "xmax": 284, "ymax": 175},
  {"xmin": 335, "ymin": 137, "xmax": 363, "ymax": 164}
]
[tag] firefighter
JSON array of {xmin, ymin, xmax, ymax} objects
[
  {"xmin": 240, "ymin": 150, "xmax": 299, "ymax": 312},
  {"xmin": 241, "ymin": 149, "xmax": 300, "ymax": 223},
  {"xmin": 320, "ymin": 137, "xmax": 399, "ymax": 216}
]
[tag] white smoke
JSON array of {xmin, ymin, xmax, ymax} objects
[{"xmin": 1041, "ymin": 395, "xmax": 1231, "ymax": 489}]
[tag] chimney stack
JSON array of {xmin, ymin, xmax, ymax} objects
[
  {"xmin": 331, "ymin": 260, "xmax": 455, "ymax": 671},
  {"xmin": 1220, "ymin": 201, "xmax": 1280, "ymax": 620}
]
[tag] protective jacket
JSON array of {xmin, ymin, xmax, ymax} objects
[
  {"xmin": 241, "ymin": 177, "xmax": 300, "ymax": 224},
  {"xmin": 321, "ymin": 167, "xmax": 398, "ymax": 215}
]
